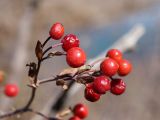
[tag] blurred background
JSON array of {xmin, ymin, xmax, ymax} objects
[{"xmin": 0, "ymin": 0, "xmax": 160, "ymax": 120}]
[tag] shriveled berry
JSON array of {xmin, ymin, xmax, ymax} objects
[
  {"xmin": 73, "ymin": 103, "xmax": 88, "ymax": 119},
  {"xmin": 100, "ymin": 58, "xmax": 119, "ymax": 77},
  {"xmin": 4, "ymin": 84, "xmax": 19, "ymax": 97},
  {"xmin": 61, "ymin": 34, "xmax": 80, "ymax": 51},
  {"xmin": 49, "ymin": 22, "xmax": 64, "ymax": 40},
  {"xmin": 85, "ymin": 83, "xmax": 101, "ymax": 102},
  {"xmin": 118, "ymin": 59, "xmax": 132, "ymax": 76},
  {"xmin": 93, "ymin": 76, "xmax": 110, "ymax": 94},
  {"xmin": 66, "ymin": 47, "xmax": 86, "ymax": 68},
  {"xmin": 107, "ymin": 49, "xmax": 122, "ymax": 62},
  {"xmin": 110, "ymin": 78, "xmax": 126, "ymax": 95},
  {"xmin": 69, "ymin": 116, "xmax": 81, "ymax": 120}
]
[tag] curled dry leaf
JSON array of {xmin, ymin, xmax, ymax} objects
[
  {"xmin": 59, "ymin": 65, "xmax": 91, "ymax": 77},
  {"xmin": 35, "ymin": 40, "xmax": 43, "ymax": 60}
]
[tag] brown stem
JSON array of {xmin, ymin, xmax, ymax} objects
[
  {"xmin": 0, "ymin": 108, "xmax": 59, "ymax": 120},
  {"xmin": 43, "ymin": 43, "xmax": 63, "ymax": 56},
  {"xmin": 42, "ymin": 36, "xmax": 51, "ymax": 48},
  {"xmin": 24, "ymin": 88, "xmax": 36, "ymax": 109}
]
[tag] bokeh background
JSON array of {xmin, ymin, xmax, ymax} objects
[{"xmin": 0, "ymin": 0, "xmax": 160, "ymax": 120}]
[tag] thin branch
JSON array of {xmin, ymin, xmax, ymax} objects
[
  {"xmin": 0, "ymin": 108, "xmax": 25, "ymax": 119},
  {"xmin": 42, "ymin": 36, "xmax": 51, "ymax": 48},
  {"xmin": 28, "ymin": 109, "xmax": 50, "ymax": 120},
  {"xmin": 24, "ymin": 88, "xmax": 36, "ymax": 109},
  {"xmin": 43, "ymin": 46, "xmax": 52, "ymax": 56}
]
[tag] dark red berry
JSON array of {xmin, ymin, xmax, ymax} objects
[
  {"xmin": 4, "ymin": 84, "xmax": 19, "ymax": 97},
  {"xmin": 107, "ymin": 49, "xmax": 122, "ymax": 62},
  {"xmin": 100, "ymin": 58, "xmax": 119, "ymax": 77},
  {"xmin": 69, "ymin": 116, "xmax": 81, "ymax": 120},
  {"xmin": 49, "ymin": 22, "xmax": 64, "ymax": 40},
  {"xmin": 110, "ymin": 78, "xmax": 126, "ymax": 95},
  {"xmin": 66, "ymin": 47, "xmax": 86, "ymax": 68},
  {"xmin": 73, "ymin": 103, "xmax": 88, "ymax": 119},
  {"xmin": 118, "ymin": 59, "xmax": 132, "ymax": 76},
  {"xmin": 61, "ymin": 34, "xmax": 80, "ymax": 51},
  {"xmin": 93, "ymin": 76, "xmax": 110, "ymax": 94},
  {"xmin": 85, "ymin": 83, "xmax": 101, "ymax": 102}
]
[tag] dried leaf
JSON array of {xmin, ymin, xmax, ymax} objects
[
  {"xmin": 35, "ymin": 41, "xmax": 43, "ymax": 60},
  {"xmin": 48, "ymin": 51, "xmax": 66, "ymax": 57},
  {"xmin": 78, "ymin": 65, "xmax": 91, "ymax": 73},
  {"xmin": 59, "ymin": 68, "xmax": 78, "ymax": 77},
  {"xmin": 26, "ymin": 62, "xmax": 37, "ymax": 78}
]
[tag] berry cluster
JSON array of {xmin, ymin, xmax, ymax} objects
[
  {"xmin": 49, "ymin": 23, "xmax": 86, "ymax": 68},
  {"xmin": 49, "ymin": 23, "xmax": 132, "ymax": 102},
  {"xmin": 0, "ymin": 22, "xmax": 133, "ymax": 120},
  {"xmin": 84, "ymin": 49, "xmax": 132, "ymax": 102},
  {"xmin": 0, "ymin": 71, "xmax": 19, "ymax": 97},
  {"xmin": 69, "ymin": 103, "xmax": 88, "ymax": 120}
]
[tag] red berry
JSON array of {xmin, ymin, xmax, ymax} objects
[
  {"xmin": 4, "ymin": 84, "xmax": 19, "ymax": 97},
  {"xmin": 107, "ymin": 49, "xmax": 122, "ymax": 62},
  {"xmin": 49, "ymin": 22, "xmax": 64, "ymax": 40},
  {"xmin": 100, "ymin": 58, "xmax": 119, "ymax": 77},
  {"xmin": 85, "ymin": 83, "xmax": 101, "ymax": 102},
  {"xmin": 73, "ymin": 103, "xmax": 88, "ymax": 119},
  {"xmin": 66, "ymin": 47, "xmax": 86, "ymax": 68},
  {"xmin": 110, "ymin": 78, "xmax": 126, "ymax": 95},
  {"xmin": 69, "ymin": 116, "xmax": 81, "ymax": 120},
  {"xmin": 118, "ymin": 59, "xmax": 132, "ymax": 76},
  {"xmin": 61, "ymin": 34, "xmax": 80, "ymax": 51},
  {"xmin": 93, "ymin": 76, "xmax": 110, "ymax": 94}
]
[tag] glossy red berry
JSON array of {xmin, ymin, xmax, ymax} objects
[
  {"xmin": 100, "ymin": 58, "xmax": 119, "ymax": 77},
  {"xmin": 110, "ymin": 78, "xmax": 126, "ymax": 95},
  {"xmin": 93, "ymin": 76, "xmax": 110, "ymax": 94},
  {"xmin": 66, "ymin": 47, "xmax": 86, "ymax": 68},
  {"xmin": 4, "ymin": 84, "xmax": 19, "ymax": 97},
  {"xmin": 85, "ymin": 83, "xmax": 101, "ymax": 102},
  {"xmin": 61, "ymin": 34, "xmax": 80, "ymax": 51},
  {"xmin": 118, "ymin": 59, "xmax": 132, "ymax": 76},
  {"xmin": 69, "ymin": 116, "xmax": 81, "ymax": 120},
  {"xmin": 107, "ymin": 49, "xmax": 122, "ymax": 62},
  {"xmin": 73, "ymin": 104, "xmax": 88, "ymax": 119},
  {"xmin": 49, "ymin": 22, "xmax": 64, "ymax": 40}
]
